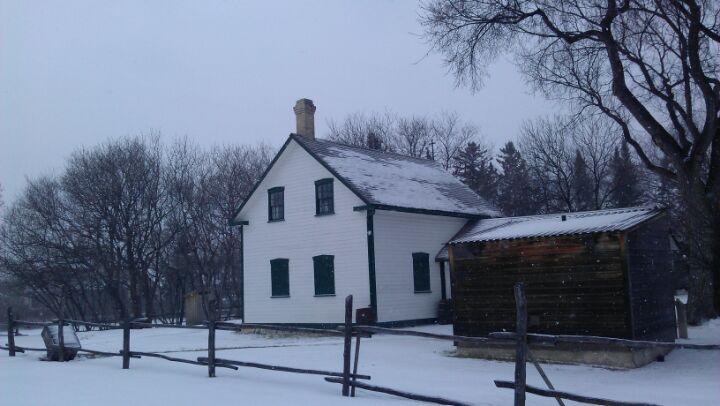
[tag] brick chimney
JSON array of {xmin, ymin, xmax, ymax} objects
[{"xmin": 293, "ymin": 98, "xmax": 316, "ymax": 139}]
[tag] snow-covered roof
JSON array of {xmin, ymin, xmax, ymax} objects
[
  {"xmin": 293, "ymin": 135, "xmax": 499, "ymax": 217},
  {"xmin": 450, "ymin": 206, "xmax": 663, "ymax": 244}
]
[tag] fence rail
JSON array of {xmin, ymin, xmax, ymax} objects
[{"xmin": 3, "ymin": 290, "xmax": 717, "ymax": 406}]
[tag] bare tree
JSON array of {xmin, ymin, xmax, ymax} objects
[
  {"xmin": 432, "ymin": 111, "xmax": 479, "ymax": 170},
  {"xmin": 422, "ymin": 0, "xmax": 720, "ymax": 321},
  {"xmin": 326, "ymin": 111, "xmax": 396, "ymax": 151}
]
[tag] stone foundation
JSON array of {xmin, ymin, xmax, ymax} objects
[{"xmin": 455, "ymin": 341, "xmax": 672, "ymax": 369}]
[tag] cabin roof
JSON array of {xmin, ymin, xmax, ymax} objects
[{"xmin": 449, "ymin": 206, "xmax": 663, "ymax": 244}]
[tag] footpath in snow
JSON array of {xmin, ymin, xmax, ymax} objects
[{"xmin": 2, "ymin": 321, "xmax": 719, "ymax": 406}]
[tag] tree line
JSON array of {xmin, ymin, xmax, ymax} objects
[
  {"xmin": 0, "ymin": 136, "xmax": 271, "ymax": 322},
  {"xmin": 328, "ymin": 112, "xmax": 648, "ymax": 216}
]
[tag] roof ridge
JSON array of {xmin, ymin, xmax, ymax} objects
[{"xmin": 291, "ymin": 133, "xmax": 441, "ymax": 166}]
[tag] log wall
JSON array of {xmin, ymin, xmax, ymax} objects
[
  {"xmin": 450, "ymin": 233, "xmax": 632, "ymax": 338},
  {"xmin": 626, "ymin": 217, "xmax": 676, "ymax": 341}
]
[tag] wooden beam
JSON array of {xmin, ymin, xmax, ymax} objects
[
  {"xmin": 342, "ymin": 295, "xmax": 354, "ymax": 397},
  {"xmin": 353, "ymin": 325, "xmax": 499, "ymax": 346},
  {"xmin": 488, "ymin": 332, "xmax": 720, "ymax": 350},
  {"xmin": 325, "ymin": 377, "xmax": 471, "ymax": 406},
  {"xmin": 7, "ymin": 307, "xmax": 16, "ymax": 357},
  {"xmin": 130, "ymin": 351, "xmax": 238, "ymax": 370},
  {"xmin": 513, "ymin": 283, "xmax": 528, "ymax": 406},
  {"xmin": 200, "ymin": 357, "xmax": 370, "ymax": 379},
  {"xmin": 494, "ymin": 381, "xmax": 660, "ymax": 406}
]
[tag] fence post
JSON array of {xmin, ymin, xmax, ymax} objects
[
  {"xmin": 342, "ymin": 294, "xmax": 353, "ymax": 397},
  {"xmin": 675, "ymin": 299, "xmax": 688, "ymax": 339},
  {"xmin": 122, "ymin": 318, "xmax": 130, "ymax": 369},
  {"xmin": 351, "ymin": 335, "xmax": 361, "ymax": 397},
  {"xmin": 514, "ymin": 283, "xmax": 527, "ymax": 406},
  {"xmin": 58, "ymin": 318, "xmax": 65, "ymax": 362},
  {"xmin": 7, "ymin": 307, "xmax": 16, "ymax": 357},
  {"xmin": 208, "ymin": 311, "xmax": 216, "ymax": 378}
]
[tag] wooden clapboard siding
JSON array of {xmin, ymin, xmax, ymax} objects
[
  {"xmin": 373, "ymin": 210, "xmax": 466, "ymax": 323},
  {"xmin": 240, "ymin": 140, "xmax": 370, "ymax": 324},
  {"xmin": 450, "ymin": 234, "xmax": 633, "ymax": 338},
  {"xmin": 626, "ymin": 217, "xmax": 676, "ymax": 341}
]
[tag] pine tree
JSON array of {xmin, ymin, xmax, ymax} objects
[
  {"xmin": 496, "ymin": 141, "xmax": 536, "ymax": 216},
  {"xmin": 366, "ymin": 132, "xmax": 383, "ymax": 150},
  {"xmin": 454, "ymin": 142, "xmax": 498, "ymax": 203},
  {"xmin": 572, "ymin": 150, "xmax": 594, "ymax": 210},
  {"xmin": 610, "ymin": 141, "xmax": 643, "ymax": 207}
]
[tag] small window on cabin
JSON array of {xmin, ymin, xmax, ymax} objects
[
  {"xmin": 315, "ymin": 178, "xmax": 334, "ymax": 215},
  {"xmin": 412, "ymin": 252, "xmax": 431, "ymax": 293},
  {"xmin": 268, "ymin": 187, "xmax": 284, "ymax": 221},
  {"xmin": 313, "ymin": 255, "xmax": 335, "ymax": 296},
  {"xmin": 270, "ymin": 258, "xmax": 289, "ymax": 297}
]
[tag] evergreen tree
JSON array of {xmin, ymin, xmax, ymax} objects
[
  {"xmin": 572, "ymin": 150, "xmax": 594, "ymax": 210},
  {"xmin": 454, "ymin": 141, "xmax": 498, "ymax": 203},
  {"xmin": 496, "ymin": 141, "xmax": 536, "ymax": 216},
  {"xmin": 366, "ymin": 132, "xmax": 383, "ymax": 150},
  {"xmin": 610, "ymin": 141, "xmax": 643, "ymax": 207}
]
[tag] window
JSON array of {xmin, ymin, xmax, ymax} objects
[
  {"xmin": 270, "ymin": 258, "xmax": 289, "ymax": 297},
  {"xmin": 412, "ymin": 252, "xmax": 431, "ymax": 293},
  {"xmin": 315, "ymin": 178, "xmax": 334, "ymax": 215},
  {"xmin": 313, "ymin": 255, "xmax": 335, "ymax": 296},
  {"xmin": 268, "ymin": 187, "xmax": 284, "ymax": 221}
]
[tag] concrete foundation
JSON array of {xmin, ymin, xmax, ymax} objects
[{"xmin": 455, "ymin": 342, "xmax": 672, "ymax": 369}]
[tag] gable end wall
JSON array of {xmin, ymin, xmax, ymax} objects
[{"xmin": 240, "ymin": 140, "xmax": 369, "ymax": 324}]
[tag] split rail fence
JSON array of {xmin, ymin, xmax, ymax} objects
[{"xmin": 3, "ymin": 288, "xmax": 719, "ymax": 406}]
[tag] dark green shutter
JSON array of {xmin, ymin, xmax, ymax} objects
[
  {"xmin": 270, "ymin": 258, "xmax": 289, "ymax": 297},
  {"xmin": 313, "ymin": 255, "xmax": 335, "ymax": 295},
  {"xmin": 413, "ymin": 252, "xmax": 431, "ymax": 292}
]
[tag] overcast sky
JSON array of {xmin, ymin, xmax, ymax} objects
[{"xmin": 0, "ymin": 1, "xmax": 553, "ymax": 202}]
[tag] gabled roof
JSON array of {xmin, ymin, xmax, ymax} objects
[
  {"xmin": 292, "ymin": 135, "xmax": 499, "ymax": 217},
  {"xmin": 231, "ymin": 134, "xmax": 499, "ymax": 223},
  {"xmin": 449, "ymin": 206, "xmax": 664, "ymax": 244}
]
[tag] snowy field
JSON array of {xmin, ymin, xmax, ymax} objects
[{"xmin": 2, "ymin": 321, "xmax": 719, "ymax": 406}]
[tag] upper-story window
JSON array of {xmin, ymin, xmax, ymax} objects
[
  {"xmin": 268, "ymin": 187, "xmax": 284, "ymax": 221},
  {"xmin": 315, "ymin": 178, "xmax": 334, "ymax": 216}
]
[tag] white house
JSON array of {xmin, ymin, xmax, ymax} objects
[{"xmin": 231, "ymin": 99, "xmax": 498, "ymax": 326}]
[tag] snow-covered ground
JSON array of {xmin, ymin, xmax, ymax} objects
[{"xmin": 2, "ymin": 321, "xmax": 719, "ymax": 406}]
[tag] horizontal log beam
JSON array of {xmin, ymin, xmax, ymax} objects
[
  {"xmin": 215, "ymin": 322, "xmax": 371, "ymax": 338},
  {"xmin": 494, "ymin": 381, "xmax": 659, "ymax": 406},
  {"xmin": 353, "ymin": 325, "xmax": 499, "ymax": 346},
  {"xmin": 0, "ymin": 345, "xmax": 25, "ymax": 353},
  {"xmin": 64, "ymin": 320, "xmax": 122, "ymax": 330},
  {"xmin": 324, "ymin": 377, "xmax": 471, "ymax": 406},
  {"xmin": 130, "ymin": 351, "xmax": 238, "ymax": 369},
  {"xmin": 129, "ymin": 322, "xmax": 207, "ymax": 330},
  {"xmin": 13, "ymin": 320, "xmax": 51, "ymax": 327},
  {"xmin": 489, "ymin": 332, "xmax": 720, "ymax": 350},
  {"xmin": 202, "ymin": 357, "xmax": 370, "ymax": 380}
]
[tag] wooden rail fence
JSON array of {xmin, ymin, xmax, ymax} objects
[{"xmin": 3, "ymin": 288, "xmax": 718, "ymax": 406}]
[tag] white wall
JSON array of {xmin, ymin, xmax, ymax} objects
[
  {"xmin": 373, "ymin": 210, "xmax": 466, "ymax": 323},
  {"xmin": 240, "ymin": 139, "xmax": 370, "ymax": 324}
]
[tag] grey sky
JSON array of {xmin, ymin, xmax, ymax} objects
[{"xmin": 0, "ymin": 0, "xmax": 552, "ymax": 202}]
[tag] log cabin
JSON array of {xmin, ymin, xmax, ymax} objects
[{"xmin": 449, "ymin": 207, "xmax": 677, "ymax": 342}]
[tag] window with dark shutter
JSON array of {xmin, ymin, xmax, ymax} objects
[
  {"xmin": 315, "ymin": 178, "xmax": 334, "ymax": 215},
  {"xmin": 270, "ymin": 258, "xmax": 289, "ymax": 297},
  {"xmin": 268, "ymin": 187, "xmax": 284, "ymax": 221},
  {"xmin": 313, "ymin": 255, "xmax": 335, "ymax": 296},
  {"xmin": 412, "ymin": 252, "xmax": 431, "ymax": 293}
]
